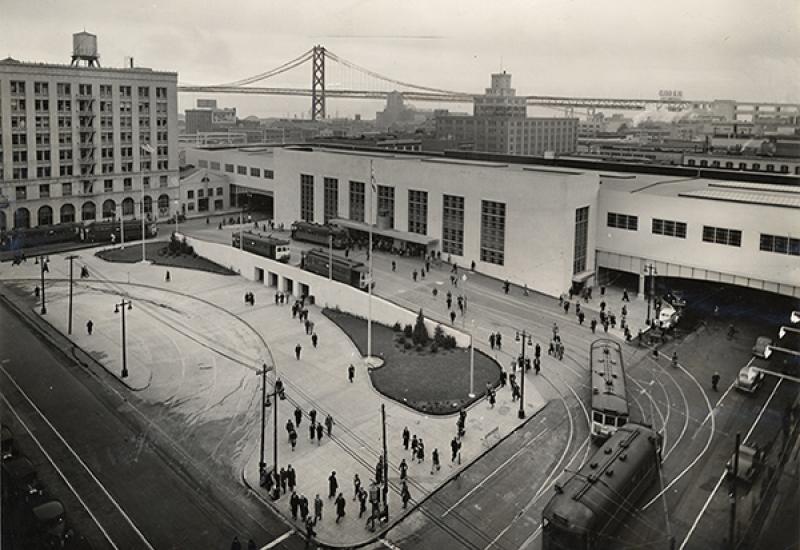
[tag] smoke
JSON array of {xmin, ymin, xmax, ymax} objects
[{"xmin": 631, "ymin": 106, "xmax": 702, "ymax": 126}]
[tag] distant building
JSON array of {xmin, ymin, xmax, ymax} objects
[
  {"xmin": 185, "ymin": 99, "xmax": 237, "ymax": 134},
  {"xmin": 0, "ymin": 33, "xmax": 179, "ymax": 231},
  {"xmin": 435, "ymin": 72, "xmax": 578, "ymax": 156}
]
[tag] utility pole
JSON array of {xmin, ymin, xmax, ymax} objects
[
  {"xmin": 516, "ymin": 330, "xmax": 531, "ymax": 419},
  {"xmin": 729, "ymin": 432, "xmax": 740, "ymax": 549},
  {"xmin": 39, "ymin": 256, "xmax": 47, "ymax": 315},
  {"xmin": 381, "ymin": 403, "xmax": 389, "ymax": 521},
  {"xmin": 65, "ymin": 255, "xmax": 80, "ymax": 334},
  {"xmin": 328, "ymin": 234, "xmax": 333, "ymax": 280},
  {"xmin": 643, "ymin": 263, "xmax": 657, "ymax": 324},
  {"xmin": 367, "ymin": 161, "xmax": 375, "ymax": 360},
  {"xmin": 114, "ymin": 298, "xmax": 133, "ymax": 378}
]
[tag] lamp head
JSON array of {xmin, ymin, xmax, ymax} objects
[
  {"xmin": 779, "ymin": 326, "xmax": 786, "ymax": 340},
  {"xmin": 114, "ymin": 304, "xmax": 119, "ymax": 314},
  {"xmin": 127, "ymin": 301, "xmax": 133, "ymax": 311},
  {"xmin": 792, "ymin": 311, "xmax": 800, "ymax": 324},
  {"xmin": 764, "ymin": 346, "xmax": 772, "ymax": 359},
  {"xmin": 515, "ymin": 331, "xmax": 521, "ymax": 342}
]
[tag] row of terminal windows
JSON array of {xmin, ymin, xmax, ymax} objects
[
  {"xmin": 760, "ymin": 234, "xmax": 800, "ymax": 256},
  {"xmin": 606, "ymin": 212, "xmax": 638, "ymax": 231},
  {"xmin": 686, "ymin": 158, "xmax": 800, "ymax": 174},
  {"xmin": 187, "ymin": 188, "xmax": 224, "ymax": 199},
  {"xmin": 198, "ymin": 159, "xmax": 274, "ymax": 179}
]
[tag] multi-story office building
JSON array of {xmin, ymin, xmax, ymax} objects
[
  {"xmin": 436, "ymin": 72, "xmax": 578, "ymax": 156},
  {"xmin": 0, "ymin": 38, "xmax": 179, "ymax": 231}
]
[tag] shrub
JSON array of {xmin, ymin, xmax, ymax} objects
[
  {"xmin": 403, "ymin": 324, "xmax": 413, "ymax": 338},
  {"xmin": 416, "ymin": 344, "xmax": 424, "ymax": 352},
  {"xmin": 393, "ymin": 322, "xmax": 403, "ymax": 332},
  {"xmin": 412, "ymin": 309, "xmax": 429, "ymax": 345},
  {"xmin": 434, "ymin": 324, "xmax": 446, "ymax": 346},
  {"xmin": 395, "ymin": 334, "xmax": 406, "ymax": 345},
  {"xmin": 404, "ymin": 341, "xmax": 412, "ymax": 350},
  {"xmin": 430, "ymin": 342, "xmax": 439, "ymax": 353},
  {"xmin": 445, "ymin": 335, "xmax": 457, "ymax": 349}
]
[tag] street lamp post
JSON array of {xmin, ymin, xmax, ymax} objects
[
  {"xmin": 367, "ymin": 161, "xmax": 376, "ymax": 360},
  {"xmin": 643, "ymin": 263, "xmax": 657, "ymax": 325},
  {"xmin": 65, "ymin": 255, "xmax": 79, "ymax": 334},
  {"xmin": 39, "ymin": 256, "xmax": 47, "ymax": 315},
  {"xmin": 469, "ymin": 324, "xmax": 475, "ymax": 398},
  {"xmin": 257, "ymin": 363, "xmax": 278, "ymax": 477},
  {"xmin": 173, "ymin": 199, "xmax": 180, "ymax": 235},
  {"xmin": 114, "ymin": 299, "xmax": 133, "ymax": 379},
  {"xmin": 515, "ymin": 329, "xmax": 533, "ymax": 419}
]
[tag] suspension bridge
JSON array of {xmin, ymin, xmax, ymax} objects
[{"xmin": 177, "ymin": 45, "xmax": 698, "ymax": 120}]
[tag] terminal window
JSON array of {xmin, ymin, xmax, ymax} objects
[
  {"xmin": 225, "ymin": 164, "xmax": 234, "ymax": 173},
  {"xmin": 607, "ymin": 212, "xmax": 638, "ymax": 231},
  {"xmin": 250, "ymin": 167, "xmax": 261, "ymax": 177},
  {"xmin": 573, "ymin": 206, "xmax": 589, "ymax": 274},
  {"xmin": 480, "ymin": 200, "xmax": 505, "ymax": 266},
  {"xmin": 702, "ymin": 225, "xmax": 741, "ymax": 247},
  {"xmin": 237, "ymin": 165, "xmax": 247, "ymax": 175},
  {"xmin": 760, "ymin": 234, "xmax": 800, "ymax": 256},
  {"xmin": 442, "ymin": 194, "xmax": 465, "ymax": 256},
  {"xmin": 264, "ymin": 170, "xmax": 275, "ymax": 179},
  {"xmin": 349, "ymin": 181, "xmax": 365, "ymax": 223},
  {"xmin": 377, "ymin": 185, "xmax": 395, "ymax": 229},
  {"xmin": 300, "ymin": 174, "xmax": 314, "ymax": 222},
  {"xmin": 407, "ymin": 190, "xmax": 428, "ymax": 235},
  {"xmin": 324, "ymin": 177, "xmax": 339, "ymax": 223},
  {"xmin": 652, "ymin": 218, "xmax": 687, "ymax": 239}
]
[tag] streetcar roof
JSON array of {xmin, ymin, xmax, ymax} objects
[{"xmin": 590, "ymin": 339, "xmax": 628, "ymax": 415}]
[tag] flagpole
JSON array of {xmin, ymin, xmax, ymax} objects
[{"xmin": 368, "ymin": 160, "xmax": 374, "ymax": 361}]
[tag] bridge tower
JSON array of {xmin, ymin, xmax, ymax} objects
[{"xmin": 311, "ymin": 45, "xmax": 326, "ymax": 120}]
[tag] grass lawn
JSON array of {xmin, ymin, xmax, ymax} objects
[
  {"xmin": 323, "ymin": 308, "xmax": 501, "ymax": 415},
  {"xmin": 96, "ymin": 241, "xmax": 235, "ymax": 275}
]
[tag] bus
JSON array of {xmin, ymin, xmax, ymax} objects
[
  {"xmin": 589, "ymin": 339, "xmax": 629, "ymax": 442},
  {"xmin": 290, "ymin": 221, "xmax": 349, "ymax": 249}
]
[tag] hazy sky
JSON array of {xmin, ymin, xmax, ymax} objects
[{"xmin": 2, "ymin": 0, "xmax": 798, "ymax": 119}]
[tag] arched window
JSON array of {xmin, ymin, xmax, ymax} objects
[
  {"xmin": 102, "ymin": 199, "xmax": 116, "ymax": 219},
  {"xmin": 122, "ymin": 197, "xmax": 135, "ymax": 217},
  {"xmin": 143, "ymin": 195, "xmax": 153, "ymax": 215},
  {"xmin": 60, "ymin": 203, "xmax": 76, "ymax": 223},
  {"xmin": 157, "ymin": 194, "xmax": 170, "ymax": 216},
  {"xmin": 81, "ymin": 201, "xmax": 96, "ymax": 221},
  {"xmin": 37, "ymin": 205, "xmax": 54, "ymax": 226},
  {"xmin": 14, "ymin": 208, "xmax": 31, "ymax": 229}
]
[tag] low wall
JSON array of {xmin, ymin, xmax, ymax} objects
[{"xmin": 181, "ymin": 234, "xmax": 471, "ymax": 347}]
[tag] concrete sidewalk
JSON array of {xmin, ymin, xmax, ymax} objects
[{"xmin": 0, "ymin": 244, "xmax": 546, "ymax": 547}]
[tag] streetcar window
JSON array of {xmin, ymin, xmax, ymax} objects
[
  {"xmin": 592, "ymin": 411, "xmax": 603, "ymax": 423},
  {"xmin": 618, "ymin": 417, "xmax": 627, "ymax": 427},
  {"xmin": 604, "ymin": 415, "xmax": 616, "ymax": 426}
]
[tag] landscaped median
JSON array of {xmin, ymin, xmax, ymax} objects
[
  {"xmin": 96, "ymin": 235, "xmax": 235, "ymax": 275},
  {"xmin": 323, "ymin": 308, "xmax": 501, "ymax": 414}
]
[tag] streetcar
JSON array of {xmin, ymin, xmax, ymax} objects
[
  {"xmin": 589, "ymin": 339, "xmax": 629, "ymax": 442},
  {"xmin": 232, "ymin": 231, "xmax": 291, "ymax": 263},
  {"xmin": 541, "ymin": 423, "xmax": 663, "ymax": 550},
  {"xmin": 0, "ymin": 222, "xmax": 83, "ymax": 251},
  {"xmin": 301, "ymin": 248, "xmax": 369, "ymax": 290},
  {"xmin": 85, "ymin": 219, "xmax": 158, "ymax": 243},
  {"xmin": 290, "ymin": 221, "xmax": 349, "ymax": 249}
]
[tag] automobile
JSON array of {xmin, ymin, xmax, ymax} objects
[
  {"xmin": 657, "ymin": 304, "xmax": 680, "ymax": 329},
  {"xmin": 662, "ymin": 291, "xmax": 687, "ymax": 309},
  {"xmin": 29, "ymin": 498, "xmax": 71, "ymax": 547},
  {"xmin": 735, "ymin": 365, "xmax": 765, "ymax": 393},
  {"xmin": 752, "ymin": 336, "xmax": 773, "ymax": 358},
  {"xmin": 1, "ymin": 425, "xmax": 14, "ymax": 459}
]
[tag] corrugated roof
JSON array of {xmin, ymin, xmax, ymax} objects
[
  {"xmin": 708, "ymin": 181, "xmax": 800, "ymax": 195},
  {"xmin": 678, "ymin": 188, "xmax": 800, "ymax": 209}
]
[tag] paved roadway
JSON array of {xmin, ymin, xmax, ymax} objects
[{"xmin": 0, "ymin": 302, "xmax": 305, "ymax": 550}]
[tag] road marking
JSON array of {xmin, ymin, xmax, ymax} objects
[
  {"xmin": 379, "ymin": 537, "xmax": 402, "ymax": 550},
  {"xmin": 0, "ymin": 392, "xmax": 120, "ymax": 550},
  {"xmin": 695, "ymin": 378, "xmax": 737, "ymax": 435},
  {"xmin": 442, "ymin": 426, "xmax": 549, "ymax": 517},
  {"xmin": 0, "ymin": 365, "xmax": 156, "ymax": 550},
  {"xmin": 679, "ymin": 374, "xmax": 783, "ymax": 549},
  {"xmin": 260, "ymin": 529, "xmax": 294, "ymax": 549}
]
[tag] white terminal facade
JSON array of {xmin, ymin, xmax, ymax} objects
[
  {"xmin": 0, "ymin": 55, "xmax": 180, "ymax": 230},
  {"xmin": 184, "ymin": 145, "xmax": 800, "ymax": 299}
]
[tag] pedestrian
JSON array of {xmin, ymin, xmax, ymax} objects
[
  {"xmin": 231, "ymin": 536, "xmax": 242, "ymax": 550},
  {"xmin": 450, "ymin": 310, "xmax": 456, "ymax": 324},
  {"xmin": 304, "ymin": 319, "xmax": 310, "ymax": 335},
  {"xmin": 489, "ymin": 333, "xmax": 496, "ymax": 350},
  {"xmin": 348, "ymin": 364, "xmax": 355, "ymax": 383},
  {"xmin": 289, "ymin": 429, "xmax": 297, "ymax": 451},
  {"xmin": 400, "ymin": 458, "xmax": 408, "ymax": 480},
  {"xmin": 499, "ymin": 370, "xmax": 507, "ymax": 387},
  {"xmin": 403, "ymin": 427, "xmax": 410, "ymax": 450},
  {"xmin": 622, "ymin": 289, "xmax": 630, "ymax": 302},
  {"xmin": 294, "ymin": 407, "xmax": 302, "ymax": 427},
  {"xmin": 353, "ymin": 473, "xmax": 361, "ymax": 500},
  {"xmin": 292, "ymin": 303, "xmax": 298, "ymax": 319},
  {"xmin": 165, "ymin": 270, "xmax": 171, "ymax": 282},
  {"xmin": 325, "ymin": 414, "xmax": 334, "ymax": 436},
  {"xmin": 286, "ymin": 419, "xmax": 294, "ymax": 438},
  {"xmin": 600, "ymin": 300, "xmax": 607, "ymax": 312},
  {"xmin": 279, "ymin": 467, "xmax": 288, "ymax": 494},
  {"xmin": 316, "ymin": 423, "xmax": 324, "ymax": 444},
  {"xmin": 290, "ymin": 491, "xmax": 299, "ymax": 520},
  {"xmin": 304, "ymin": 517, "xmax": 315, "ymax": 547},
  {"xmin": 309, "ymin": 421, "xmax": 316, "ymax": 441},
  {"xmin": 411, "ymin": 434, "xmax": 418, "ymax": 455},
  {"xmin": 328, "ymin": 471, "xmax": 338, "ymax": 498},
  {"xmin": 432, "ymin": 287, "xmax": 438, "ymax": 298},
  {"xmin": 401, "ymin": 481, "xmax": 411, "ymax": 509},
  {"xmin": 446, "ymin": 296, "xmax": 452, "ymax": 309},
  {"xmin": 496, "ymin": 333, "xmax": 502, "ymax": 350},
  {"xmin": 451, "ymin": 437, "xmax": 459, "ymax": 462},
  {"xmin": 311, "ymin": 332, "xmax": 318, "ymax": 348},
  {"xmin": 358, "ymin": 488, "xmax": 367, "ymax": 518},
  {"xmin": 431, "ymin": 448, "xmax": 441, "ymax": 474},
  {"xmin": 86, "ymin": 320, "xmax": 94, "ymax": 335},
  {"xmin": 300, "ymin": 494, "xmax": 309, "ymax": 521},
  {"xmin": 295, "ymin": 343, "xmax": 302, "ymax": 360},
  {"xmin": 712, "ymin": 372, "xmax": 720, "ymax": 391},
  {"xmin": 391, "ymin": 260, "xmax": 396, "ymax": 272},
  {"xmin": 503, "ymin": 280, "xmax": 510, "ymax": 294},
  {"xmin": 603, "ymin": 321, "xmax": 609, "ymax": 334},
  {"xmin": 417, "ymin": 439, "xmax": 425, "ymax": 463},
  {"xmin": 590, "ymin": 319, "xmax": 597, "ymax": 333},
  {"xmin": 578, "ymin": 311, "xmax": 585, "ymax": 325},
  {"xmin": 563, "ymin": 301, "xmax": 570, "ymax": 314},
  {"xmin": 314, "ymin": 494, "xmax": 323, "ymax": 523},
  {"xmin": 489, "ymin": 389, "xmax": 496, "ymax": 408},
  {"xmin": 335, "ymin": 493, "xmax": 346, "ymax": 523},
  {"xmin": 412, "ymin": 270, "xmax": 418, "ymax": 282},
  {"xmin": 534, "ymin": 357, "xmax": 541, "ymax": 374},
  {"xmin": 309, "ymin": 409, "xmax": 317, "ymax": 425}
]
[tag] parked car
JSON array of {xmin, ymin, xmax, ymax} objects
[
  {"xmin": 752, "ymin": 336, "xmax": 773, "ymax": 358},
  {"xmin": 735, "ymin": 365, "xmax": 765, "ymax": 393},
  {"xmin": 657, "ymin": 304, "xmax": 680, "ymax": 329},
  {"xmin": 663, "ymin": 291, "xmax": 687, "ymax": 309}
]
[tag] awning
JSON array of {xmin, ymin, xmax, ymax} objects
[
  {"xmin": 330, "ymin": 218, "xmax": 439, "ymax": 246},
  {"xmin": 572, "ymin": 270, "xmax": 595, "ymax": 283}
]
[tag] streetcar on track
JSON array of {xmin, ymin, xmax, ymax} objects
[
  {"xmin": 85, "ymin": 219, "xmax": 158, "ymax": 243},
  {"xmin": 589, "ymin": 339, "xmax": 629, "ymax": 443},
  {"xmin": 1, "ymin": 220, "xmax": 158, "ymax": 252},
  {"xmin": 301, "ymin": 248, "xmax": 369, "ymax": 290},
  {"xmin": 541, "ymin": 423, "xmax": 663, "ymax": 550},
  {"xmin": 232, "ymin": 231, "xmax": 291, "ymax": 263},
  {"xmin": 290, "ymin": 221, "xmax": 349, "ymax": 249}
]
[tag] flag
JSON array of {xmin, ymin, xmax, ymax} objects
[
  {"xmin": 140, "ymin": 143, "xmax": 156, "ymax": 154},
  {"xmin": 370, "ymin": 160, "xmax": 377, "ymax": 192}
]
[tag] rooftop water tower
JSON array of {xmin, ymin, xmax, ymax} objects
[{"xmin": 71, "ymin": 32, "xmax": 100, "ymax": 67}]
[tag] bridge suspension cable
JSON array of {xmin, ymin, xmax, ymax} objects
[
  {"xmin": 325, "ymin": 49, "xmax": 470, "ymax": 97},
  {"xmin": 211, "ymin": 48, "xmax": 314, "ymax": 87}
]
